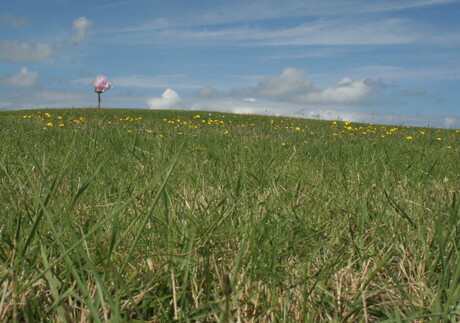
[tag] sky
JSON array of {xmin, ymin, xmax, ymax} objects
[{"xmin": 1, "ymin": 0, "xmax": 460, "ymax": 128}]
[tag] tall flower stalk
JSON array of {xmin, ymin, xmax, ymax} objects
[{"xmin": 92, "ymin": 75, "xmax": 112, "ymax": 112}]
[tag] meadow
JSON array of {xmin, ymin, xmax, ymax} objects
[{"xmin": 0, "ymin": 108, "xmax": 459, "ymax": 322}]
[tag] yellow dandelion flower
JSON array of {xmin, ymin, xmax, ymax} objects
[
  {"xmin": 437, "ymin": 137, "xmax": 443, "ymax": 141},
  {"xmin": 59, "ymin": 123, "xmax": 64, "ymax": 127},
  {"xmin": 280, "ymin": 142, "xmax": 287, "ymax": 146},
  {"xmin": 46, "ymin": 122, "xmax": 53, "ymax": 127},
  {"xmin": 146, "ymin": 130, "xmax": 153, "ymax": 133},
  {"xmin": 223, "ymin": 130, "xmax": 229, "ymax": 135},
  {"xmin": 447, "ymin": 146, "xmax": 452, "ymax": 149},
  {"xmin": 406, "ymin": 136, "xmax": 413, "ymax": 140}
]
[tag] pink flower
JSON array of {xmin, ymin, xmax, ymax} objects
[{"xmin": 93, "ymin": 75, "xmax": 112, "ymax": 93}]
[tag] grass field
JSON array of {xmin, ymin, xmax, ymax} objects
[{"xmin": 1, "ymin": 108, "xmax": 459, "ymax": 322}]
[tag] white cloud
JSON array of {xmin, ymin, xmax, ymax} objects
[
  {"xmin": 355, "ymin": 65, "xmax": 460, "ymax": 81},
  {"xmin": 293, "ymin": 77, "xmax": 376, "ymax": 104},
  {"xmin": 0, "ymin": 40, "xmax": 54, "ymax": 62},
  {"xmin": 0, "ymin": 14, "xmax": 28, "ymax": 28},
  {"xmin": 71, "ymin": 17, "xmax": 93, "ymax": 44},
  {"xmin": 103, "ymin": 0, "xmax": 457, "ymax": 35},
  {"xmin": 236, "ymin": 67, "xmax": 314, "ymax": 98},
  {"xmin": 110, "ymin": 17, "xmax": 439, "ymax": 47},
  {"xmin": 195, "ymin": 85, "xmax": 218, "ymax": 97},
  {"xmin": 2, "ymin": 67, "xmax": 39, "ymax": 88},
  {"xmin": 232, "ymin": 68, "xmax": 380, "ymax": 105},
  {"xmin": 188, "ymin": 19, "xmax": 417, "ymax": 46},
  {"xmin": 148, "ymin": 88, "xmax": 181, "ymax": 109}
]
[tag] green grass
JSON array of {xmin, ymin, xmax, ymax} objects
[{"xmin": 1, "ymin": 108, "xmax": 459, "ymax": 322}]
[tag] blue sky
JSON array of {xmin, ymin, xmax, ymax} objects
[{"xmin": 1, "ymin": 0, "xmax": 459, "ymax": 127}]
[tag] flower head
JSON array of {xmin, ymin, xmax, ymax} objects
[{"xmin": 93, "ymin": 75, "xmax": 112, "ymax": 93}]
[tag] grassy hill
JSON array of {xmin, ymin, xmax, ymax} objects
[{"xmin": 1, "ymin": 108, "xmax": 459, "ymax": 321}]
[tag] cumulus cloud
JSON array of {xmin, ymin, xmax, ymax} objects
[
  {"xmin": 293, "ymin": 77, "xmax": 377, "ymax": 104},
  {"xmin": 2, "ymin": 67, "xmax": 39, "ymax": 88},
  {"xmin": 71, "ymin": 17, "xmax": 93, "ymax": 44},
  {"xmin": 0, "ymin": 40, "xmax": 54, "ymax": 62},
  {"xmin": 0, "ymin": 14, "xmax": 28, "ymax": 28},
  {"xmin": 148, "ymin": 88, "xmax": 181, "ymax": 109},
  {"xmin": 232, "ymin": 67, "xmax": 380, "ymax": 105},
  {"xmin": 235, "ymin": 67, "xmax": 314, "ymax": 98},
  {"xmin": 195, "ymin": 85, "xmax": 218, "ymax": 97}
]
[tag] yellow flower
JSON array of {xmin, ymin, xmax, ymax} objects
[
  {"xmin": 437, "ymin": 137, "xmax": 443, "ymax": 141},
  {"xmin": 59, "ymin": 123, "xmax": 65, "ymax": 127},
  {"xmin": 280, "ymin": 142, "xmax": 287, "ymax": 146},
  {"xmin": 447, "ymin": 146, "xmax": 452, "ymax": 149},
  {"xmin": 406, "ymin": 136, "xmax": 413, "ymax": 140},
  {"xmin": 46, "ymin": 122, "xmax": 53, "ymax": 127},
  {"xmin": 223, "ymin": 130, "xmax": 229, "ymax": 135}
]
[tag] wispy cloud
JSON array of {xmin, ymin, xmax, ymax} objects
[
  {"xmin": 354, "ymin": 65, "xmax": 460, "ymax": 81},
  {"xmin": 103, "ymin": 15, "xmax": 459, "ymax": 48},
  {"xmin": 71, "ymin": 17, "xmax": 93, "ymax": 44},
  {"xmin": 0, "ymin": 40, "xmax": 54, "ymax": 62},
  {"xmin": 1, "ymin": 67, "xmax": 40, "ymax": 88},
  {"xmin": 0, "ymin": 14, "xmax": 28, "ymax": 28},
  {"xmin": 100, "ymin": 0, "xmax": 459, "ymax": 46}
]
